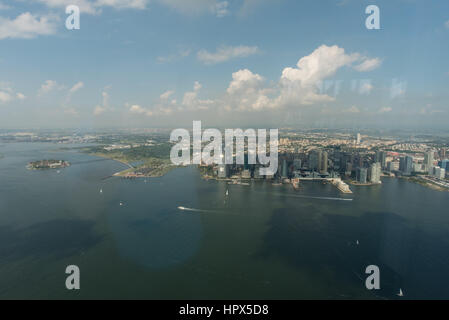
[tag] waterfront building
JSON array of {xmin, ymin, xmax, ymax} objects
[
  {"xmin": 319, "ymin": 151, "xmax": 328, "ymax": 174},
  {"xmin": 369, "ymin": 162, "xmax": 382, "ymax": 184},
  {"xmin": 375, "ymin": 151, "xmax": 387, "ymax": 169},
  {"xmin": 434, "ymin": 167, "xmax": 446, "ymax": 179},
  {"xmin": 399, "ymin": 156, "xmax": 413, "ymax": 176},
  {"xmin": 356, "ymin": 168, "xmax": 368, "ymax": 184},
  {"xmin": 425, "ymin": 151, "xmax": 434, "ymax": 174}
]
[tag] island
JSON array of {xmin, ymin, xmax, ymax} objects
[{"xmin": 27, "ymin": 160, "xmax": 70, "ymax": 170}]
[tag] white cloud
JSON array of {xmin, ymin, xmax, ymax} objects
[
  {"xmin": 222, "ymin": 45, "xmax": 382, "ymax": 112},
  {"xmin": 94, "ymin": 105, "xmax": 107, "ymax": 115},
  {"xmin": 354, "ymin": 57, "xmax": 382, "ymax": 72},
  {"xmin": 129, "ymin": 104, "xmax": 153, "ymax": 116},
  {"xmin": 214, "ymin": 1, "xmax": 229, "ymax": 18},
  {"xmin": 359, "ymin": 82, "xmax": 373, "ymax": 94},
  {"xmin": 379, "ymin": 106, "xmax": 392, "ymax": 113},
  {"xmin": 16, "ymin": 92, "xmax": 26, "ymax": 100},
  {"xmin": 93, "ymin": 90, "xmax": 111, "ymax": 115},
  {"xmin": 0, "ymin": 83, "xmax": 26, "ymax": 103},
  {"xmin": 160, "ymin": 90, "xmax": 174, "ymax": 100},
  {"xmin": 0, "ymin": 90, "xmax": 12, "ymax": 103},
  {"xmin": 197, "ymin": 45, "xmax": 260, "ymax": 65},
  {"xmin": 0, "ymin": 12, "xmax": 58, "ymax": 40},
  {"xmin": 343, "ymin": 106, "xmax": 360, "ymax": 113},
  {"xmin": 227, "ymin": 69, "xmax": 263, "ymax": 95},
  {"xmin": 69, "ymin": 81, "xmax": 84, "ymax": 94},
  {"xmin": 38, "ymin": 80, "xmax": 60, "ymax": 95}
]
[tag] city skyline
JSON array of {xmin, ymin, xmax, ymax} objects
[{"xmin": 1, "ymin": 0, "xmax": 449, "ymax": 129}]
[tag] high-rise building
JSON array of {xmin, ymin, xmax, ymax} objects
[
  {"xmin": 369, "ymin": 162, "xmax": 382, "ymax": 184},
  {"xmin": 434, "ymin": 167, "xmax": 446, "ymax": 179},
  {"xmin": 387, "ymin": 161, "xmax": 399, "ymax": 172},
  {"xmin": 399, "ymin": 156, "xmax": 413, "ymax": 175},
  {"xmin": 356, "ymin": 133, "xmax": 361, "ymax": 145},
  {"xmin": 425, "ymin": 151, "xmax": 434, "ymax": 174},
  {"xmin": 281, "ymin": 159, "xmax": 288, "ymax": 178},
  {"xmin": 375, "ymin": 151, "xmax": 387, "ymax": 169},
  {"xmin": 293, "ymin": 158, "xmax": 302, "ymax": 170},
  {"xmin": 308, "ymin": 151, "xmax": 319, "ymax": 171},
  {"xmin": 356, "ymin": 167, "xmax": 368, "ymax": 184},
  {"xmin": 319, "ymin": 151, "xmax": 328, "ymax": 174},
  {"xmin": 441, "ymin": 159, "xmax": 449, "ymax": 171}
]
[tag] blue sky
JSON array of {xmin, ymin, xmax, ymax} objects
[{"xmin": 0, "ymin": 0, "xmax": 448, "ymax": 129}]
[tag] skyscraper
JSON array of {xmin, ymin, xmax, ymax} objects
[
  {"xmin": 356, "ymin": 133, "xmax": 361, "ymax": 145},
  {"xmin": 319, "ymin": 151, "xmax": 328, "ymax": 174},
  {"xmin": 399, "ymin": 156, "xmax": 413, "ymax": 175},
  {"xmin": 356, "ymin": 168, "xmax": 368, "ymax": 184},
  {"xmin": 369, "ymin": 162, "xmax": 382, "ymax": 184},
  {"xmin": 375, "ymin": 151, "xmax": 387, "ymax": 169},
  {"xmin": 425, "ymin": 151, "xmax": 434, "ymax": 174}
]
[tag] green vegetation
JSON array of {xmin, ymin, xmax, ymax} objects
[
  {"xmin": 82, "ymin": 142, "xmax": 172, "ymax": 164},
  {"xmin": 115, "ymin": 158, "xmax": 175, "ymax": 178},
  {"xmin": 27, "ymin": 160, "xmax": 70, "ymax": 170}
]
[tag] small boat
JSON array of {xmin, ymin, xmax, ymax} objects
[
  {"xmin": 397, "ymin": 288, "xmax": 404, "ymax": 297},
  {"xmin": 178, "ymin": 206, "xmax": 186, "ymax": 210},
  {"xmin": 100, "ymin": 188, "xmax": 103, "ymax": 194},
  {"xmin": 225, "ymin": 189, "xmax": 229, "ymax": 196},
  {"xmin": 119, "ymin": 202, "xmax": 123, "ymax": 206},
  {"xmin": 356, "ymin": 240, "xmax": 359, "ymax": 245},
  {"xmin": 56, "ymin": 170, "xmax": 61, "ymax": 174}
]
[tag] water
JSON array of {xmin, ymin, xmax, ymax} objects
[{"xmin": 1, "ymin": 142, "xmax": 449, "ymax": 299}]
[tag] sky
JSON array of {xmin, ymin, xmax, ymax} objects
[{"xmin": 0, "ymin": 0, "xmax": 449, "ymax": 130}]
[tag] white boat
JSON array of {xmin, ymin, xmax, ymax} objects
[
  {"xmin": 225, "ymin": 189, "xmax": 229, "ymax": 196},
  {"xmin": 397, "ymin": 288, "xmax": 404, "ymax": 297},
  {"xmin": 119, "ymin": 202, "xmax": 123, "ymax": 206},
  {"xmin": 356, "ymin": 240, "xmax": 359, "ymax": 245},
  {"xmin": 178, "ymin": 206, "xmax": 186, "ymax": 210},
  {"xmin": 100, "ymin": 189, "xmax": 103, "ymax": 194}
]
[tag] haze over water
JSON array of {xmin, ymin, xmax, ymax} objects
[{"xmin": 1, "ymin": 143, "xmax": 449, "ymax": 299}]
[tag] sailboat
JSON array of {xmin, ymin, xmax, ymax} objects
[
  {"xmin": 100, "ymin": 188, "xmax": 103, "ymax": 194},
  {"xmin": 226, "ymin": 189, "xmax": 229, "ymax": 196},
  {"xmin": 397, "ymin": 288, "xmax": 404, "ymax": 297}
]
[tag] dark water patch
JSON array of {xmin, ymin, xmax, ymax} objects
[
  {"xmin": 0, "ymin": 219, "xmax": 102, "ymax": 261},
  {"xmin": 258, "ymin": 209, "xmax": 449, "ymax": 299}
]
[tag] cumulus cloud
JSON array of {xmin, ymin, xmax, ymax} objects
[
  {"xmin": 222, "ymin": 44, "xmax": 382, "ymax": 111},
  {"xmin": 94, "ymin": 90, "xmax": 111, "ymax": 115},
  {"xmin": 0, "ymin": 12, "xmax": 58, "ymax": 40},
  {"xmin": 354, "ymin": 57, "xmax": 382, "ymax": 72},
  {"xmin": 0, "ymin": 83, "xmax": 26, "ymax": 103},
  {"xmin": 0, "ymin": 90, "xmax": 11, "ymax": 103},
  {"xmin": 38, "ymin": 80, "xmax": 62, "ymax": 95},
  {"xmin": 69, "ymin": 81, "xmax": 84, "ymax": 94},
  {"xmin": 160, "ymin": 90, "xmax": 174, "ymax": 100},
  {"xmin": 197, "ymin": 45, "xmax": 260, "ymax": 65},
  {"xmin": 16, "ymin": 92, "xmax": 26, "ymax": 100}
]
